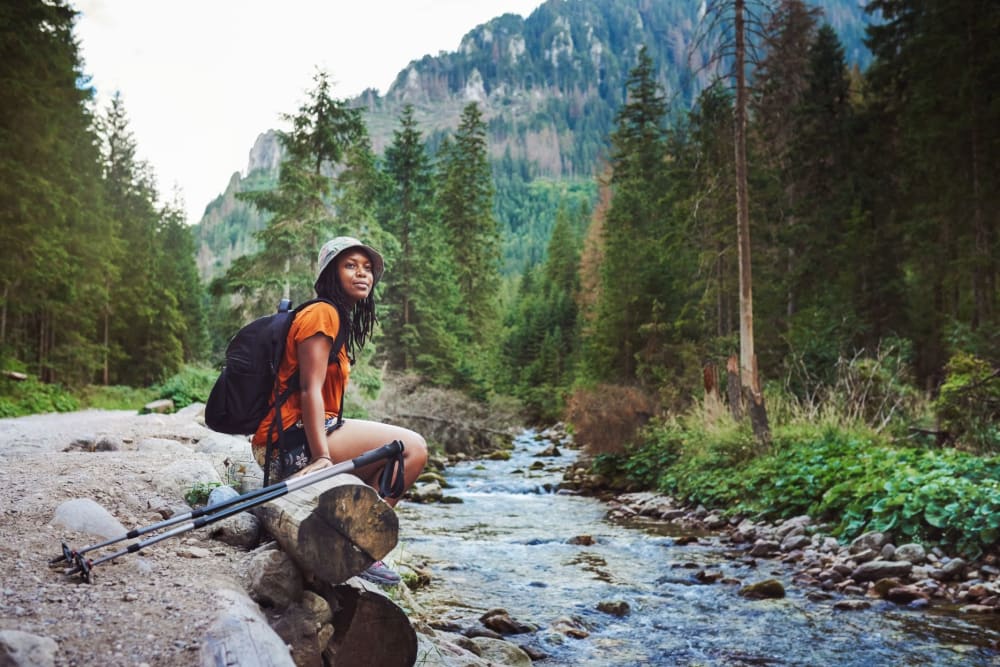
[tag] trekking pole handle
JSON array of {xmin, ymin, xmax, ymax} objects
[{"xmin": 352, "ymin": 439, "xmax": 404, "ymax": 469}]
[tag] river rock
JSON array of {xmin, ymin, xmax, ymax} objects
[
  {"xmin": 749, "ymin": 540, "xmax": 781, "ymax": 557},
  {"xmin": 469, "ymin": 637, "xmax": 532, "ymax": 667},
  {"xmin": 781, "ymin": 534, "xmax": 812, "ymax": 552},
  {"xmin": 550, "ymin": 616, "xmax": 589, "ymax": 639},
  {"xmin": 0, "ymin": 629, "xmax": 58, "ymax": 667},
  {"xmin": 739, "ymin": 579, "xmax": 786, "ymax": 599},
  {"xmin": 596, "ymin": 600, "xmax": 630, "ymax": 616},
  {"xmin": 776, "ymin": 515, "xmax": 811, "ymax": 540},
  {"xmin": 934, "ymin": 558, "xmax": 967, "ymax": 582},
  {"xmin": 269, "ymin": 591, "xmax": 334, "ymax": 666},
  {"xmin": 833, "ymin": 599, "xmax": 871, "ymax": 611},
  {"xmin": 142, "ymin": 398, "xmax": 175, "ymax": 414},
  {"xmin": 480, "ymin": 609, "xmax": 535, "ymax": 635},
  {"xmin": 194, "ymin": 432, "xmax": 254, "ymax": 458},
  {"xmin": 51, "ymin": 498, "xmax": 126, "ymax": 540},
  {"xmin": 850, "ymin": 531, "xmax": 888, "ymax": 554},
  {"xmin": 894, "ymin": 543, "xmax": 927, "ymax": 564},
  {"xmin": 886, "ymin": 585, "xmax": 928, "ymax": 605},
  {"xmin": 408, "ymin": 481, "xmax": 444, "ymax": 504},
  {"xmin": 851, "ymin": 560, "xmax": 913, "ymax": 582}
]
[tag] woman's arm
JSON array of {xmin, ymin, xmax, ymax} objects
[{"xmin": 297, "ymin": 332, "xmax": 334, "ymax": 462}]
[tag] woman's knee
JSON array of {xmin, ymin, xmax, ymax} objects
[{"xmin": 403, "ymin": 431, "xmax": 428, "ymax": 470}]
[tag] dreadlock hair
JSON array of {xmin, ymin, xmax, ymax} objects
[{"xmin": 314, "ymin": 262, "xmax": 378, "ymax": 362}]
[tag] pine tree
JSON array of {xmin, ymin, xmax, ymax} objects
[
  {"xmin": 381, "ymin": 105, "xmax": 463, "ymax": 382},
  {"xmin": 100, "ymin": 94, "xmax": 185, "ymax": 385},
  {"xmin": 587, "ymin": 46, "xmax": 670, "ymax": 382},
  {"xmin": 436, "ymin": 103, "xmax": 501, "ymax": 349},
  {"xmin": 866, "ymin": 0, "xmax": 1000, "ymax": 377},
  {"xmin": 224, "ymin": 70, "xmax": 366, "ymax": 315},
  {"xmin": 0, "ymin": 0, "xmax": 116, "ymax": 385}
]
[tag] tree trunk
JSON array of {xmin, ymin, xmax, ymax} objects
[
  {"xmin": 253, "ymin": 474, "xmax": 399, "ymax": 586},
  {"xmin": 733, "ymin": 0, "xmax": 770, "ymax": 445},
  {"xmin": 319, "ymin": 577, "xmax": 418, "ymax": 667},
  {"xmin": 726, "ymin": 354, "xmax": 743, "ymax": 421}
]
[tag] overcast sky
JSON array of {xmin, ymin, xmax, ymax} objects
[{"xmin": 73, "ymin": 0, "xmax": 545, "ymax": 225}]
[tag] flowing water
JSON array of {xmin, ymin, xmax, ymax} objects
[{"xmin": 397, "ymin": 430, "xmax": 1000, "ymax": 666}]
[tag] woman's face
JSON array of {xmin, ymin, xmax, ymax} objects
[{"xmin": 337, "ymin": 249, "xmax": 375, "ymax": 305}]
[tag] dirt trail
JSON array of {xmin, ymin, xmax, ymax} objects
[{"xmin": 0, "ymin": 407, "xmax": 252, "ymax": 666}]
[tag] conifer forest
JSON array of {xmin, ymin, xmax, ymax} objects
[{"xmin": 1, "ymin": 0, "xmax": 997, "ymax": 473}]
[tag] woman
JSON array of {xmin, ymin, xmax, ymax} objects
[{"xmin": 252, "ymin": 236, "xmax": 428, "ymax": 585}]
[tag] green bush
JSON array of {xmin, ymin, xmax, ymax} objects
[
  {"xmin": 0, "ymin": 376, "xmax": 78, "ymax": 417},
  {"xmin": 153, "ymin": 365, "xmax": 218, "ymax": 409},
  {"xmin": 934, "ymin": 352, "xmax": 1000, "ymax": 453}
]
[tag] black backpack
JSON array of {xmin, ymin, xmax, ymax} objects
[{"xmin": 205, "ymin": 298, "xmax": 346, "ymax": 438}]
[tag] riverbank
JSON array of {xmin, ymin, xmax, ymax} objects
[{"xmin": 561, "ymin": 451, "xmax": 1000, "ymax": 621}]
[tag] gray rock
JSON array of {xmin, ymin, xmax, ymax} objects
[
  {"xmin": 211, "ymin": 512, "xmax": 261, "ymax": 550},
  {"xmin": 154, "ymin": 458, "xmax": 222, "ymax": 501},
  {"xmin": 243, "ymin": 547, "xmax": 303, "ymax": 609},
  {"xmin": 207, "ymin": 485, "xmax": 240, "ymax": 506},
  {"xmin": 936, "ymin": 557, "xmax": 967, "ymax": 582},
  {"xmin": 137, "ymin": 437, "xmax": 189, "ymax": 455},
  {"xmin": 470, "ymin": 637, "xmax": 533, "ymax": 667},
  {"xmin": 409, "ymin": 481, "xmax": 444, "ymax": 504},
  {"xmin": 880, "ymin": 544, "xmax": 896, "ymax": 560},
  {"xmin": 0, "ymin": 630, "xmax": 58, "ymax": 667},
  {"xmin": 781, "ymin": 534, "xmax": 812, "ymax": 552},
  {"xmin": 749, "ymin": 540, "xmax": 781, "ymax": 557},
  {"xmin": 51, "ymin": 498, "xmax": 125, "ymax": 540},
  {"xmin": 852, "ymin": 548, "xmax": 879, "ymax": 564},
  {"xmin": 851, "ymin": 559, "xmax": 913, "ymax": 582},
  {"xmin": 199, "ymin": 588, "xmax": 294, "ymax": 667},
  {"xmin": 776, "ymin": 515, "xmax": 811, "ymax": 540},
  {"xmin": 850, "ymin": 531, "xmax": 888, "ymax": 554},
  {"xmin": 195, "ymin": 432, "xmax": 254, "ymax": 458},
  {"xmin": 895, "ymin": 543, "xmax": 927, "ymax": 564}
]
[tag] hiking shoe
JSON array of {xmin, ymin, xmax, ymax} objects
[{"xmin": 360, "ymin": 560, "xmax": 401, "ymax": 586}]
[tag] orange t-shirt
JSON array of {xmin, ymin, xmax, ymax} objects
[{"xmin": 251, "ymin": 301, "xmax": 350, "ymax": 448}]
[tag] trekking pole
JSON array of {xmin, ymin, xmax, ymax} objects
[{"xmin": 52, "ymin": 440, "xmax": 405, "ymax": 583}]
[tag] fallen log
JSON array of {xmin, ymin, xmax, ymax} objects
[
  {"xmin": 321, "ymin": 577, "xmax": 418, "ymax": 667},
  {"xmin": 253, "ymin": 473, "xmax": 398, "ymax": 586}
]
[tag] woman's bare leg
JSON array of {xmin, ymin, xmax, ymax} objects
[{"xmin": 325, "ymin": 418, "xmax": 428, "ymax": 507}]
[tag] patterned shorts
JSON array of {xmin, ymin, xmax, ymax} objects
[{"xmin": 254, "ymin": 416, "xmax": 341, "ymax": 483}]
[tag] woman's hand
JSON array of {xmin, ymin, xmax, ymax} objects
[{"xmin": 289, "ymin": 456, "xmax": 334, "ymax": 479}]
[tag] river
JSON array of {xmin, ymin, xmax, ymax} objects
[{"xmin": 397, "ymin": 430, "xmax": 1000, "ymax": 666}]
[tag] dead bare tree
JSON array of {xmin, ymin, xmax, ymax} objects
[{"xmin": 695, "ymin": 0, "xmax": 774, "ymax": 447}]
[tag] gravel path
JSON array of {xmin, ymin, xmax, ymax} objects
[{"xmin": 0, "ymin": 407, "xmax": 252, "ymax": 666}]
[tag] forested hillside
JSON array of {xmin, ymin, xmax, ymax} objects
[{"xmin": 194, "ymin": 0, "xmax": 873, "ymax": 280}]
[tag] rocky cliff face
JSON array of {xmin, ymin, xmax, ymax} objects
[
  {"xmin": 246, "ymin": 130, "xmax": 282, "ymax": 174},
  {"xmin": 192, "ymin": 133, "xmax": 280, "ymax": 281}
]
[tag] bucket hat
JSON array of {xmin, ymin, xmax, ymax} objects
[{"xmin": 315, "ymin": 236, "xmax": 385, "ymax": 290}]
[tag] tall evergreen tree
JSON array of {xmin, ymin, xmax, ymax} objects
[
  {"xmin": 100, "ymin": 94, "xmax": 184, "ymax": 385},
  {"xmin": 436, "ymin": 103, "xmax": 501, "ymax": 348},
  {"xmin": 223, "ymin": 70, "xmax": 366, "ymax": 315},
  {"xmin": 866, "ymin": 0, "xmax": 1000, "ymax": 378},
  {"xmin": 586, "ymin": 46, "xmax": 671, "ymax": 382},
  {"xmin": 382, "ymin": 105, "xmax": 463, "ymax": 382},
  {"xmin": 0, "ymin": 0, "xmax": 115, "ymax": 384}
]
